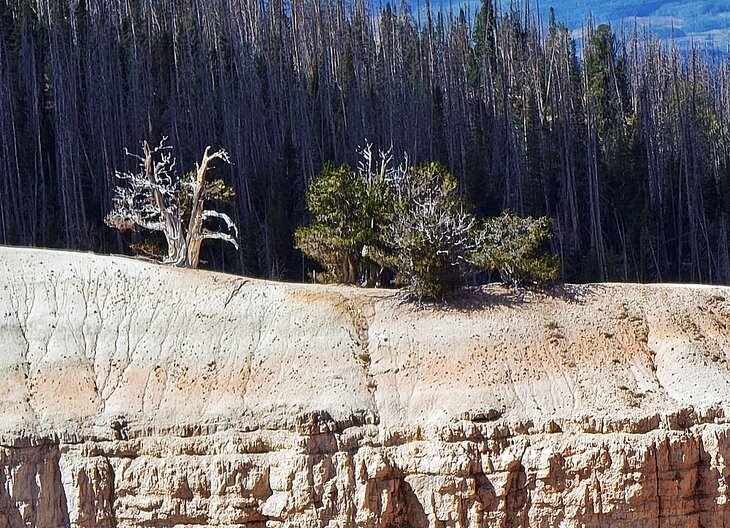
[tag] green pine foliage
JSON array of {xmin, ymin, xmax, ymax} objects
[
  {"xmin": 294, "ymin": 163, "xmax": 364, "ymax": 284},
  {"xmin": 473, "ymin": 212, "xmax": 559, "ymax": 287},
  {"xmin": 294, "ymin": 160, "xmax": 391, "ymax": 284}
]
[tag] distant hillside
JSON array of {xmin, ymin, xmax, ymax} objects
[
  {"xmin": 542, "ymin": 0, "xmax": 730, "ymax": 47},
  {"xmin": 417, "ymin": 0, "xmax": 730, "ymax": 48}
]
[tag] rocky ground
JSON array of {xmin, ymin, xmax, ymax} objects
[{"xmin": 1, "ymin": 246, "xmax": 730, "ymax": 527}]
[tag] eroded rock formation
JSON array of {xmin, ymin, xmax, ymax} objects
[{"xmin": 1, "ymin": 247, "xmax": 730, "ymax": 527}]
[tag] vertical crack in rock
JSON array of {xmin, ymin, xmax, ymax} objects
[
  {"xmin": 9, "ymin": 279, "xmax": 32, "ymax": 412},
  {"xmin": 339, "ymin": 295, "xmax": 380, "ymax": 429},
  {"xmin": 655, "ymin": 439, "xmax": 663, "ymax": 528},
  {"xmin": 223, "ymin": 279, "xmax": 248, "ymax": 309}
]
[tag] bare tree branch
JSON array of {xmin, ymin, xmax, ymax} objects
[{"xmin": 106, "ymin": 139, "xmax": 238, "ymax": 268}]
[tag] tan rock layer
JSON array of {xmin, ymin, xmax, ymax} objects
[
  {"xmin": 1, "ymin": 247, "xmax": 730, "ymax": 527},
  {"xmin": 3, "ymin": 428, "xmax": 730, "ymax": 528}
]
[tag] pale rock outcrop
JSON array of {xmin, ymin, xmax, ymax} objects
[{"xmin": 1, "ymin": 246, "xmax": 730, "ymax": 527}]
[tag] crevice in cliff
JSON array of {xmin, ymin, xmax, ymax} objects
[
  {"xmin": 223, "ymin": 279, "xmax": 248, "ymax": 308},
  {"xmin": 339, "ymin": 295, "xmax": 379, "ymax": 405},
  {"xmin": 11, "ymin": 278, "xmax": 39, "ymax": 424},
  {"xmin": 237, "ymin": 291, "xmax": 263, "ymax": 412},
  {"xmin": 106, "ymin": 455, "xmax": 118, "ymax": 528},
  {"xmin": 655, "ymin": 439, "xmax": 663, "ymax": 528},
  {"xmin": 644, "ymin": 325, "xmax": 672, "ymax": 404}
]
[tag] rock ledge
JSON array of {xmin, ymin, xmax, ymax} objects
[{"xmin": 1, "ymin": 246, "xmax": 730, "ymax": 527}]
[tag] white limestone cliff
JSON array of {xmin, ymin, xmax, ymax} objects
[{"xmin": 1, "ymin": 246, "xmax": 730, "ymax": 527}]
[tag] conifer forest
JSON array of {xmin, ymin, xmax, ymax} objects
[{"xmin": 2, "ymin": 0, "xmax": 730, "ymax": 285}]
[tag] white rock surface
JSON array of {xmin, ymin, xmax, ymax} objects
[{"xmin": 1, "ymin": 246, "xmax": 730, "ymax": 527}]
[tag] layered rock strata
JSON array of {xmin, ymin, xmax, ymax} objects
[{"xmin": 1, "ymin": 247, "xmax": 730, "ymax": 527}]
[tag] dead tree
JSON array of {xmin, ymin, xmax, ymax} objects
[
  {"xmin": 106, "ymin": 138, "xmax": 238, "ymax": 268},
  {"xmin": 186, "ymin": 146, "xmax": 237, "ymax": 269}
]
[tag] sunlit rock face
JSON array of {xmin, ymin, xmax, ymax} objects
[{"xmin": 2, "ymin": 246, "xmax": 730, "ymax": 527}]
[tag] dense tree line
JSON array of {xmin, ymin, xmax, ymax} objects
[{"xmin": 1, "ymin": 0, "xmax": 730, "ymax": 284}]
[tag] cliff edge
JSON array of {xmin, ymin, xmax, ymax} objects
[{"xmin": 1, "ymin": 246, "xmax": 730, "ymax": 527}]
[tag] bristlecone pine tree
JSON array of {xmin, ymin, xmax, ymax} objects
[
  {"xmin": 106, "ymin": 138, "xmax": 238, "ymax": 268},
  {"xmin": 382, "ymin": 162, "xmax": 477, "ymax": 300},
  {"xmin": 295, "ymin": 145, "xmax": 395, "ymax": 285}
]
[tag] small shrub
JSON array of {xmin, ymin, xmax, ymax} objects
[{"xmin": 472, "ymin": 211, "xmax": 558, "ymax": 286}]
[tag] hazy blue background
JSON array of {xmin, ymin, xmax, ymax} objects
[{"xmin": 410, "ymin": 0, "xmax": 730, "ymax": 48}]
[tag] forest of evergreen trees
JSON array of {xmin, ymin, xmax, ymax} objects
[{"xmin": 2, "ymin": 0, "xmax": 730, "ymax": 285}]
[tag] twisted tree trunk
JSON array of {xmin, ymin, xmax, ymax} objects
[{"xmin": 186, "ymin": 147, "xmax": 232, "ymax": 269}]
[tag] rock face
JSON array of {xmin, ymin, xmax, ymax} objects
[{"xmin": 2, "ymin": 247, "xmax": 730, "ymax": 527}]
